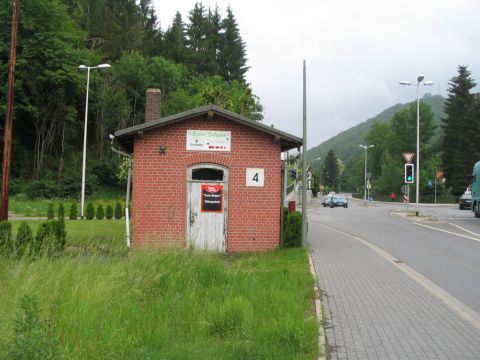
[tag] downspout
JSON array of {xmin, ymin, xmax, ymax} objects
[{"xmin": 110, "ymin": 141, "xmax": 132, "ymax": 249}]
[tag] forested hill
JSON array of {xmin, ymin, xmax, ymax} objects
[
  {"xmin": 307, "ymin": 94, "xmax": 445, "ymax": 164},
  {"xmin": 0, "ymin": 0, "xmax": 262, "ymax": 197}
]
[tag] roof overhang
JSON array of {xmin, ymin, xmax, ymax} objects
[{"xmin": 114, "ymin": 105, "xmax": 302, "ymax": 153}]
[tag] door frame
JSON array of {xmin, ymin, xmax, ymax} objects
[{"xmin": 186, "ymin": 163, "xmax": 229, "ymax": 251}]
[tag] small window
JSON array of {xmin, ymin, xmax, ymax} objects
[{"xmin": 192, "ymin": 168, "xmax": 224, "ymax": 181}]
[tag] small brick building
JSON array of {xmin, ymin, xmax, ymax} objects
[{"xmin": 115, "ymin": 89, "xmax": 302, "ymax": 252}]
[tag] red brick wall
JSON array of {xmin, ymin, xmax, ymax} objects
[{"xmin": 131, "ymin": 115, "xmax": 282, "ymax": 252}]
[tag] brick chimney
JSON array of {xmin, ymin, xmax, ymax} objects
[{"xmin": 145, "ymin": 88, "xmax": 162, "ymax": 122}]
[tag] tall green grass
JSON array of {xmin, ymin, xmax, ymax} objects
[{"xmin": 0, "ymin": 249, "xmax": 317, "ymax": 359}]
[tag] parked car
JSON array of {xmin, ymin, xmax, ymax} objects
[
  {"xmin": 322, "ymin": 194, "xmax": 333, "ymax": 207},
  {"xmin": 330, "ymin": 194, "xmax": 348, "ymax": 208},
  {"xmin": 459, "ymin": 193, "xmax": 472, "ymax": 210}
]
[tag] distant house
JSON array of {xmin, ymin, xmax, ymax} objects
[{"xmin": 115, "ymin": 89, "xmax": 302, "ymax": 252}]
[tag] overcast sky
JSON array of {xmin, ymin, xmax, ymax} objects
[{"xmin": 152, "ymin": 0, "xmax": 480, "ymax": 149}]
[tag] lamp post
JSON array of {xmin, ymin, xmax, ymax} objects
[
  {"xmin": 399, "ymin": 76, "xmax": 433, "ymax": 216},
  {"xmin": 359, "ymin": 144, "xmax": 374, "ymax": 205},
  {"xmin": 78, "ymin": 63, "xmax": 111, "ymax": 219}
]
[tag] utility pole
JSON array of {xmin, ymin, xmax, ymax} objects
[
  {"xmin": 1, "ymin": 0, "xmax": 21, "ymax": 221},
  {"xmin": 301, "ymin": 60, "xmax": 307, "ymax": 247}
]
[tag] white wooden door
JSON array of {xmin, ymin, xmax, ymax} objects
[{"xmin": 187, "ymin": 166, "xmax": 227, "ymax": 251}]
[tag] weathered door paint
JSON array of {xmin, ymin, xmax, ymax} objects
[{"xmin": 187, "ymin": 164, "xmax": 228, "ymax": 251}]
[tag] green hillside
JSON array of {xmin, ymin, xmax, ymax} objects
[{"xmin": 307, "ymin": 94, "xmax": 445, "ymax": 166}]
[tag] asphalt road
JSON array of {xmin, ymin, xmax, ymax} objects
[{"xmin": 308, "ymin": 197, "xmax": 480, "ymax": 313}]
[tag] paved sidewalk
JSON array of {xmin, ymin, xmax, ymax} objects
[{"xmin": 309, "ymin": 220, "xmax": 480, "ymax": 360}]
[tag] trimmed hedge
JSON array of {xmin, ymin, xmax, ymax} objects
[
  {"xmin": 15, "ymin": 222, "xmax": 33, "ymax": 257},
  {"xmin": 96, "ymin": 204, "xmax": 105, "ymax": 220},
  {"xmin": 106, "ymin": 204, "xmax": 113, "ymax": 220},
  {"xmin": 85, "ymin": 203, "xmax": 95, "ymax": 220},
  {"xmin": 69, "ymin": 203, "xmax": 78, "ymax": 220},
  {"xmin": 35, "ymin": 220, "xmax": 66, "ymax": 257},
  {"xmin": 283, "ymin": 211, "xmax": 302, "ymax": 248},
  {"xmin": 114, "ymin": 202, "xmax": 122, "ymax": 219},
  {"xmin": 0, "ymin": 221, "xmax": 13, "ymax": 255}
]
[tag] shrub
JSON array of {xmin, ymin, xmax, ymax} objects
[
  {"xmin": 69, "ymin": 203, "xmax": 78, "ymax": 220},
  {"xmin": 114, "ymin": 202, "xmax": 123, "ymax": 219},
  {"xmin": 105, "ymin": 204, "xmax": 113, "ymax": 220},
  {"xmin": 25, "ymin": 179, "xmax": 57, "ymax": 199},
  {"xmin": 5, "ymin": 294, "xmax": 63, "ymax": 359},
  {"xmin": 85, "ymin": 203, "xmax": 95, "ymax": 220},
  {"xmin": 35, "ymin": 220, "xmax": 66, "ymax": 257},
  {"xmin": 283, "ymin": 211, "xmax": 302, "ymax": 248},
  {"xmin": 0, "ymin": 221, "xmax": 13, "ymax": 256},
  {"xmin": 96, "ymin": 204, "xmax": 105, "ymax": 220},
  {"xmin": 58, "ymin": 203, "xmax": 65, "ymax": 220},
  {"xmin": 15, "ymin": 222, "xmax": 33, "ymax": 258},
  {"xmin": 47, "ymin": 203, "xmax": 55, "ymax": 220}
]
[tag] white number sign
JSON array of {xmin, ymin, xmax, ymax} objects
[{"xmin": 246, "ymin": 168, "xmax": 264, "ymax": 187}]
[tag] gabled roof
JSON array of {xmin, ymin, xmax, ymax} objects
[{"xmin": 114, "ymin": 104, "xmax": 302, "ymax": 153}]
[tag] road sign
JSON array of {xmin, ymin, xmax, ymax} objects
[
  {"xmin": 403, "ymin": 152, "xmax": 415, "ymax": 163},
  {"xmin": 427, "ymin": 179, "xmax": 433, "ymax": 187},
  {"xmin": 401, "ymin": 185, "xmax": 408, "ymax": 194}
]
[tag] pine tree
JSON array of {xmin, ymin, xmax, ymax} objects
[
  {"xmin": 114, "ymin": 202, "xmax": 123, "ymax": 219},
  {"xmin": 163, "ymin": 12, "xmax": 188, "ymax": 64},
  {"xmin": 96, "ymin": 204, "xmax": 105, "ymax": 220},
  {"xmin": 218, "ymin": 7, "xmax": 248, "ymax": 82},
  {"xmin": 441, "ymin": 66, "xmax": 477, "ymax": 196},
  {"xmin": 138, "ymin": 0, "xmax": 163, "ymax": 56},
  {"xmin": 322, "ymin": 150, "xmax": 339, "ymax": 191},
  {"xmin": 106, "ymin": 204, "xmax": 114, "ymax": 220},
  {"xmin": 204, "ymin": 6, "xmax": 222, "ymax": 75},
  {"xmin": 58, "ymin": 203, "xmax": 65, "ymax": 220},
  {"xmin": 186, "ymin": 2, "xmax": 210, "ymax": 74},
  {"xmin": 86, "ymin": 203, "xmax": 95, "ymax": 220},
  {"xmin": 69, "ymin": 203, "xmax": 78, "ymax": 220},
  {"xmin": 47, "ymin": 203, "xmax": 55, "ymax": 220}
]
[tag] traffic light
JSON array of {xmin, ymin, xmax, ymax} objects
[
  {"xmin": 405, "ymin": 164, "xmax": 414, "ymax": 183},
  {"xmin": 290, "ymin": 169, "xmax": 297, "ymax": 180}
]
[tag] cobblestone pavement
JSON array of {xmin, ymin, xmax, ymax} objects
[{"xmin": 309, "ymin": 220, "xmax": 480, "ymax": 360}]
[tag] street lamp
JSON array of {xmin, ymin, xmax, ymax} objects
[
  {"xmin": 359, "ymin": 144, "xmax": 374, "ymax": 205},
  {"xmin": 78, "ymin": 63, "xmax": 111, "ymax": 219},
  {"xmin": 306, "ymin": 157, "xmax": 322, "ymax": 172},
  {"xmin": 399, "ymin": 76, "xmax": 433, "ymax": 216}
]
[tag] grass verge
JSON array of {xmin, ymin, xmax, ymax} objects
[{"xmin": 0, "ymin": 247, "xmax": 317, "ymax": 359}]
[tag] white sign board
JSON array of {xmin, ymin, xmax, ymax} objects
[
  {"xmin": 186, "ymin": 130, "xmax": 231, "ymax": 151},
  {"xmin": 246, "ymin": 168, "xmax": 264, "ymax": 187}
]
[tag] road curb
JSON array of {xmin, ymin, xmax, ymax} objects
[{"xmin": 308, "ymin": 251, "xmax": 327, "ymax": 360}]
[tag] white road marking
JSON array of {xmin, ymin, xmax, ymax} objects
[
  {"xmin": 449, "ymin": 222, "xmax": 480, "ymax": 239},
  {"xmin": 413, "ymin": 222, "xmax": 480, "ymax": 243},
  {"xmin": 312, "ymin": 221, "xmax": 480, "ymax": 331}
]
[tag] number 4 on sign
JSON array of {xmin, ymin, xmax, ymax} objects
[{"xmin": 246, "ymin": 168, "xmax": 264, "ymax": 187}]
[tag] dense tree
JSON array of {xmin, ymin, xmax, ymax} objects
[
  {"xmin": 322, "ymin": 150, "xmax": 339, "ymax": 191},
  {"xmin": 218, "ymin": 7, "xmax": 248, "ymax": 82},
  {"xmin": 441, "ymin": 66, "xmax": 479, "ymax": 196},
  {"xmin": 361, "ymin": 101, "xmax": 436, "ymax": 199},
  {"xmin": 1, "ymin": 0, "xmax": 92, "ymax": 180},
  {"xmin": 163, "ymin": 12, "xmax": 188, "ymax": 64},
  {"xmin": 138, "ymin": 0, "xmax": 163, "ymax": 56},
  {"xmin": 0, "ymin": 0, "xmax": 263, "ymax": 197}
]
